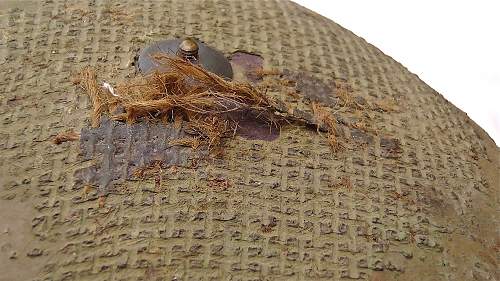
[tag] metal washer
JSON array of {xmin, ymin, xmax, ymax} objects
[{"xmin": 137, "ymin": 38, "xmax": 233, "ymax": 79}]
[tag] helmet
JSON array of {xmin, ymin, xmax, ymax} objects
[{"xmin": 0, "ymin": 1, "xmax": 497, "ymax": 280}]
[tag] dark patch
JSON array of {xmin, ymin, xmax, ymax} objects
[
  {"xmin": 281, "ymin": 70, "xmax": 337, "ymax": 105},
  {"xmin": 351, "ymin": 128, "xmax": 374, "ymax": 144},
  {"xmin": 230, "ymin": 51, "xmax": 264, "ymax": 83},
  {"xmin": 226, "ymin": 110, "xmax": 280, "ymax": 141},
  {"xmin": 75, "ymin": 114, "xmax": 279, "ymax": 193},
  {"xmin": 75, "ymin": 117, "xmax": 200, "ymax": 194},
  {"xmin": 288, "ymin": 107, "xmax": 332, "ymax": 133},
  {"xmin": 380, "ymin": 138, "xmax": 403, "ymax": 158}
]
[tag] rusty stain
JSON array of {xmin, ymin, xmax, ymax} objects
[
  {"xmin": 75, "ymin": 112, "xmax": 279, "ymax": 194},
  {"xmin": 230, "ymin": 51, "xmax": 264, "ymax": 83},
  {"xmin": 75, "ymin": 117, "xmax": 199, "ymax": 194},
  {"xmin": 281, "ymin": 70, "xmax": 337, "ymax": 105},
  {"xmin": 225, "ymin": 109, "xmax": 280, "ymax": 141}
]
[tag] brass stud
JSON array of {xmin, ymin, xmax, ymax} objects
[{"xmin": 178, "ymin": 38, "xmax": 199, "ymax": 62}]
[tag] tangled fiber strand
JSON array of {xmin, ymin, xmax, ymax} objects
[
  {"xmin": 74, "ymin": 55, "xmax": 349, "ymax": 153},
  {"xmin": 312, "ymin": 102, "xmax": 343, "ymax": 152},
  {"xmin": 52, "ymin": 130, "xmax": 80, "ymax": 145},
  {"xmin": 74, "ymin": 55, "xmax": 276, "ymax": 150},
  {"xmin": 110, "ymin": 55, "xmax": 273, "ymax": 124},
  {"xmin": 74, "ymin": 67, "xmax": 107, "ymax": 127}
]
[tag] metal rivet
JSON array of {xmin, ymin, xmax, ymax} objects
[
  {"xmin": 178, "ymin": 38, "xmax": 199, "ymax": 62},
  {"xmin": 138, "ymin": 38, "xmax": 233, "ymax": 78}
]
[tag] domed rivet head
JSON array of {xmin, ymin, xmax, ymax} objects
[
  {"xmin": 177, "ymin": 38, "xmax": 199, "ymax": 62},
  {"xmin": 138, "ymin": 38, "xmax": 233, "ymax": 78}
]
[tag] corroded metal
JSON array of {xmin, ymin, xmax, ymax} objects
[{"xmin": 230, "ymin": 51, "xmax": 264, "ymax": 82}]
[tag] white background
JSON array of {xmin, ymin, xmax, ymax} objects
[{"xmin": 291, "ymin": 0, "xmax": 500, "ymax": 145}]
